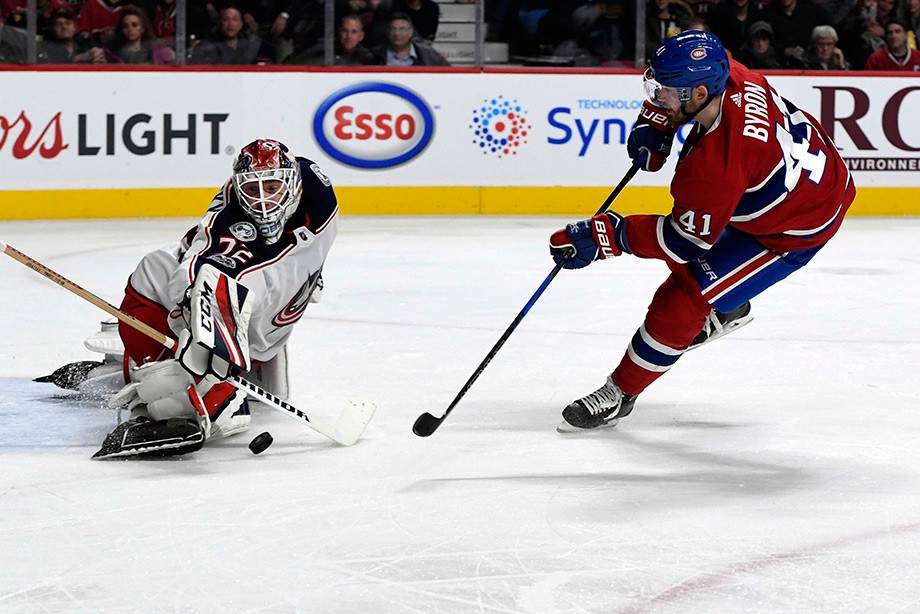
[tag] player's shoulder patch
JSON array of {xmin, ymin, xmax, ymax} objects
[
  {"xmin": 308, "ymin": 162, "xmax": 332, "ymax": 187},
  {"xmin": 296, "ymin": 157, "xmax": 337, "ymax": 233}
]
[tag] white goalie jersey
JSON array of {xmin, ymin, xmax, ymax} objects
[{"xmin": 128, "ymin": 158, "xmax": 338, "ymax": 363}]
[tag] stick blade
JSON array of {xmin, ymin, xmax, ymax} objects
[
  {"xmin": 412, "ymin": 412, "xmax": 443, "ymax": 437},
  {"xmin": 331, "ymin": 397, "xmax": 377, "ymax": 446}
]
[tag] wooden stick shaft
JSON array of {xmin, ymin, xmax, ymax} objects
[{"xmin": 0, "ymin": 241, "xmax": 177, "ymax": 352}]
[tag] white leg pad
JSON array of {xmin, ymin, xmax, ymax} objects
[{"xmin": 244, "ymin": 345, "xmax": 290, "ymax": 400}]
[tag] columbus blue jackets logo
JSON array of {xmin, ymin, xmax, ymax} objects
[
  {"xmin": 272, "ymin": 271, "xmax": 321, "ymax": 327},
  {"xmin": 230, "ymin": 221, "xmax": 257, "ymax": 242}
]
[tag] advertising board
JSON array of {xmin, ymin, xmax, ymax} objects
[{"xmin": 1, "ymin": 69, "xmax": 917, "ymax": 218}]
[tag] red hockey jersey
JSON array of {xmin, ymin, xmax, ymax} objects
[{"xmin": 626, "ymin": 60, "xmax": 854, "ymax": 263}]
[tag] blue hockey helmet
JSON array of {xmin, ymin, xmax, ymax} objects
[{"xmin": 645, "ymin": 31, "xmax": 730, "ymax": 106}]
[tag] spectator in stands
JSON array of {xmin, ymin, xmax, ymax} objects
[
  {"xmin": 765, "ymin": 0, "xmax": 833, "ymax": 67},
  {"xmin": 821, "ymin": 0, "xmax": 857, "ymax": 25},
  {"xmin": 0, "ymin": 5, "xmax": 28, "ymax": 62},
  {"xmin": 569, "ymin": 0, "xmax": 635, "ymax": 65},
  {"xmin": 190, "ymin": 2, "xmax": 261, "ymax": 64},
  {"xmin": 375, "ymin": 12, "xmax": 448, "ymax": 65},
  {"xmin": 76, "ymin": 0, "xmax": 129, "ymax": 46},
  {"xmin": 684, "ymin": 0, "xmax": 720, "ymax": 20},
  {"xmin": 896, "ymin": 0, "xmax": 920, "ymax": 43},
  {"xmin": 334, "ymin": 12, "xmax": 377, "ymax": 64},
  {"xmin": 878, "ymin": 0, "xmax": 897, "ymax": 24},
  {"xmin": 62, "ymin": 0, "xmax": 87, "ymax": 13},
  {"xmin": 106, "ymin": 5, "xmax": 174, "ymax": 63},
  {"xmin": 147, "ymin": 0, "xmax": 215, "ymax": 45},
  {"xmin": 645, "ymin": 0, "xmax": 694, "ymax": 59},
  {"xmin": 1, "ymin": 0, "xmax": 69, "ymax": 34},
  {"xmin": 339, "ymin": 0, "xmax": 388, "ymax": 48},
  {"xmin": 231, "ymin": 0, "xmax": 293, "ymax": 63},
  {"xmin": 686, "ymin": 16, "xmax": 709, "ymax": 30},
  {"xmin": 273, "ymin": 0, "xmax": 326, "ymax": 64},
  {"xmin": 706, "ymin": 0, "xmax": 769, "ymax": 56},
  {"xmin": 38, "ymin": 6, "xmax": 106, "ymax": 62},
  {"xmin": 735, "ymin": 19, "xmax": 783, "ymax": 66},
  {"xmin": 802, "ymin": 24, "xmax": 849, "ymax": 68},
  {"xmin": 391, "ymin": 0, "xmax": 440, "ymax": 43},
  {"xmin": 485, "ymin": 0, "xmax": 517, "ymax": 43},
  {"xmin": 839, "ymin": 0, "xmax": 888, "ymax": 69},
  {"xmin": 865, "ymin": 17, "xmax": 920, "ymax": 67},
  {"xmin": 511, "ymin": 0, "xmax": 579, "ymax": 57}
]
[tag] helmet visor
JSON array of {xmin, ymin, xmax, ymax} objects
[{"xmin": 643, "ymin": 68, "xmax": 690, "ymax": 109}]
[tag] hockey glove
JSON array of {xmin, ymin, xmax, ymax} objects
[
  {"xmin": 627, "ymin": 101, "xmax": 676, "ymax": 172},
  {"xmin": 177, "ymin": 264, "xmax": 252, "ymax": 380},
  {"xmin": 549, "ymin": 211, "xmax": 630, "ymax": 269}
]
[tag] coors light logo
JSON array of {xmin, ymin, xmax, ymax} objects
[
  {"xmin": 0, "ymin": 112, "xmax": 67, "ymax": 159},
  {"xmin": 0, "ymin": 112, "xmax": 230, "ymax": 159}
]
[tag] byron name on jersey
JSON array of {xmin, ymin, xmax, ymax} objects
[{"xmin": 627, "ymin": 60, "xmax": 854, "ymax": 264}]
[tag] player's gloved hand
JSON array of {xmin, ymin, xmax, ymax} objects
[
  {"xmin": 627, "ymin": 101, "xmax": 677, "ymax": 172},
  {"xmin": 177, "ymin": 328, "xmax": 235, "ymax": 380},
  {"xmin": 549, "ymin": 211, "xmax": 630, "ymax": 269}
]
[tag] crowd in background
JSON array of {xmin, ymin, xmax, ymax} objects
[{"xmin": 1, "ymin": 0, "xmax": 918, "ymax": 69}]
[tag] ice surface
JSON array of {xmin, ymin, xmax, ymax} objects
[{"xmin": 1, "ymin": 216, "xmax": 919, "ymax": 613}]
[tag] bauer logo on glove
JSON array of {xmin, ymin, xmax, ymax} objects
[
  {"xmin": 627, "ymin": 101, "xmax": 677, "ymax": 172},
  {"xmin": 549, "ymin": 211, "xmax": 631, "ymax": 270}
]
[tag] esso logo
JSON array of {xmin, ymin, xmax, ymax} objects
[
  {"xmin": 313, "ymin": 82, "xmax": 435, "ymax": 169},
  {"xmin": 690, "ymin": 48, "xmax": 707, "ymax": 60}
]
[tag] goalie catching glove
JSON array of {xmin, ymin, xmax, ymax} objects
[
  {"xmin": 177, "ymin": 264, "xmax": 253, "ymax": 380},
  {"xmin": 549, "ymin": 211, "xmax": 630, "ymax": 269}
]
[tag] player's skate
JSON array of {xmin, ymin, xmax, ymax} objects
[
  {"xmin": 34, "ymin": 320, "xmax": 124, "ymax": 394},
  {"xmin": 687, "ymin": 302, "xmax": 753, "ymax": 351},
  {"xmin": 557, "ymin": 376, "xmax": 637, "ymax": 433}
]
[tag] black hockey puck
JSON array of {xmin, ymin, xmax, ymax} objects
[{"xmin": 248, "ymin": 432, "xmax": 273, "ymax": 455}]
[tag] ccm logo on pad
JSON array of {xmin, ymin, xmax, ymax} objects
[{"xmin": 313, "ymin": 82, "xmax": 435, "ymax": 169}]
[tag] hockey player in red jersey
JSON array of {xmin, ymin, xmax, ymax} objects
[
  {"xmin": 38, "ymin": 139, "xmax": 338, "ymax": 457},
  {"xmin": 549, "ymin": 31, "xmax": 855, "ymax": 432}
]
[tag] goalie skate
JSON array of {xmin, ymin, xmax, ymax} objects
[
  {"xmin": 35, "ymin": 321, "xmax": 125, "ymax": 393},
  {"xmin": 34, "ymin": 361, "xmax": 105, "ymax": 390},
  {"xmin": 556, "ymin": 376, "xmax": 637, "ymax": 433},
  {"xmin": 92, "ymin": 417, "xmax": 204, "ymax": 460}
]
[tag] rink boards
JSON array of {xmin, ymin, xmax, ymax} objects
[{"xmin": 1, "ymin": 67, "xmax": 918, "ymax": 219}]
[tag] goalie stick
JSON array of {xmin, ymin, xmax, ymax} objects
[
  {"xmin": 0, "ymin": 239, "xmax": 375, "ymax": 447},
  {"xmin": 412, "ymin": 164, "xmax": 640, "ymax": 437}
]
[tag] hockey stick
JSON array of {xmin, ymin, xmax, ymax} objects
[
  {"xmin": 412, "ymin": 164, "xmax": 640, "ymax": 437},
  {"xmin": 0, "ymin": 239, "xmax": 375, "ymax": 446}
]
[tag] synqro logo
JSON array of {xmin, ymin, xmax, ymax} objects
[
  {"xmin": 547, "ymin": 106, "xmax": 693, "ymax": 156},
  {"xmin": 313, "ymin": 82, "xmax": 435, "ymax": 169}
]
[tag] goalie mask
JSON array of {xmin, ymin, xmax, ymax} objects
[{"xmin": 232, "ymin": 139, "xmax": 302, "ymax": 244}]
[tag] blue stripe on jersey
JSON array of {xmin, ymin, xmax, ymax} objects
[
  {"xmin": 661, "ymin": 217, "xmax": 709, "ymax": 263},
  {"xmin": 733, "ymin": 164, "xmax": 786, "ymax": 220},
  {"xmin": 627, "ymin": 326, "xmax": 684, "ymax": 372},
  {"xmin": 688, "ymin": 226, "xmax": 825, "ymax": 312}
]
